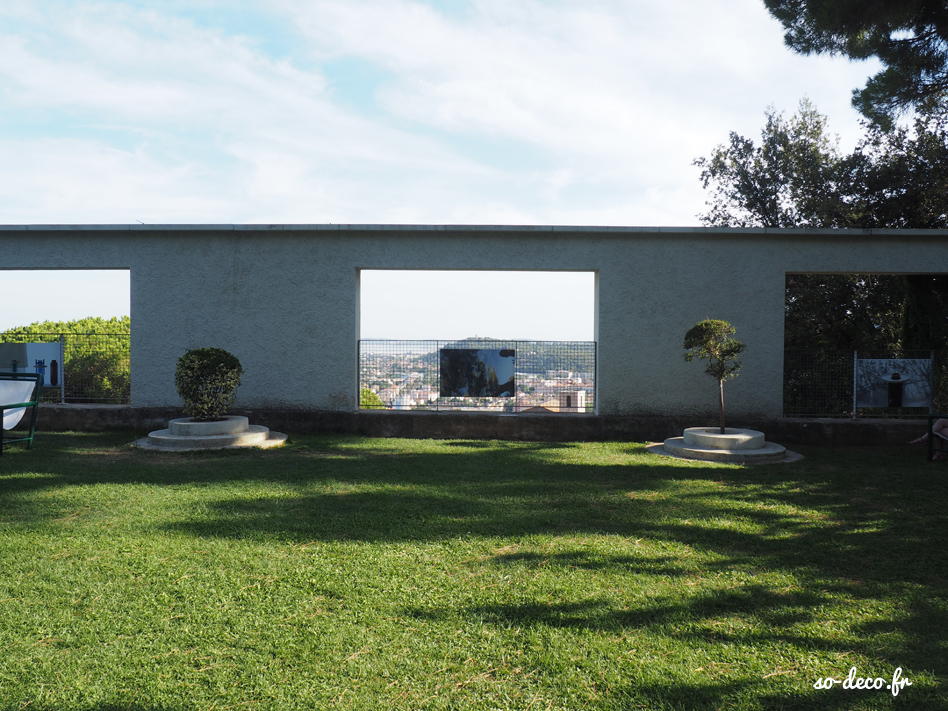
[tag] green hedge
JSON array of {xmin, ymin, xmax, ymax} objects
[{"xmin": 1, "ymin": 317, "xmax": 130, "ymax": 402}]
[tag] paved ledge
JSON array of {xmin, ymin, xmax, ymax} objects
[{"xmin": 30, "ymin": 405, "xmax": 928, "ymax": 446}]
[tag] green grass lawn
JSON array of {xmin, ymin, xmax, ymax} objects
[{"xmin": 0, "ymin": 432, "xmax": 945, "ymax": 710}]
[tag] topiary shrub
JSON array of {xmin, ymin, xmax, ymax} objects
[{"xmin": 175, "ymin": 347, "xmax": 243, "ymax": 421}]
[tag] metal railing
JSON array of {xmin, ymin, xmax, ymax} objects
[
  {"xmin": 359, "ymin": 339, "xmax": 596, "ymax": 413},
  {"xmin": 784, "ymin": 349, "xmax": 945, "ymax": 418},
  {"xmin": 0, "ymin": 332, "xmax": 130, "ymax": 404}
]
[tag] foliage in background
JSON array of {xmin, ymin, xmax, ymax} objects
[
  {"xmin": 762, "ymin": 0, "xmax": 948, "ymax": 126},
  {"xmin": 174, "ymin": 348, "xmax": 243, "ymax": 421},
  {"xmin": 693, "ymin": 99, "xmax": 948, "ymax": 231},
  {"xmin": 694, "ymin": 99, "xmax": 844, "ymax": 229},
  {"xmin": 845, "ymin": 105, "xmax": 948, "ymax": 226},
  {"xmin": 0, "ymin": 316, "xmax": 130, "ymax": 402},
  {"xmin": 1, "ymin": 316, "xmax": 130, "ymax": 337},
  {"xmin": 783, "ymin": 274, "xmax": 906, "ymax": 350},
  {"xmin": 360, "ymin": 387, "xmax": 385, "ymax": 409},
  {"xmin": 683, "ymin": 320, "xmax": 746, "ymax": 433},
  {"xmin": 696, "ymin": 101, "xmax": 948, "ymax": 412}
]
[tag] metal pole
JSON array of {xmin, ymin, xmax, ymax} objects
[
  {"xmin": 59, "ymin": 334, "xmax": 65, "ymax": 404},
  {"xmin": 593, "ymin": 340, "xmax": 598, "ymax": 416},
  {"xmin": 515, "ymin": 341, "xmax": 520, "ymax": 413},
  {"xmin": 931, "ymin": 349, "xmax": 936, "ymax": 416},
  {"xmin": 852, "ymin": 350, "xmax": 858, "ymax": 419}
]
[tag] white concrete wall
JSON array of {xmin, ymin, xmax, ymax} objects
[{"xmin": 2, "ymin": 225, "xmax": 946, "ymax": 419}]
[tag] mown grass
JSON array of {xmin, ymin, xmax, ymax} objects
[{"xmin": 0, "ymin": 432, "xmax": 945, "ymax": 710}]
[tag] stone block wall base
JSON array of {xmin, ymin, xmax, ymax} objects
[{"xmin": 32, "ymin": 405, "xmax": 932, "ymax": 447}]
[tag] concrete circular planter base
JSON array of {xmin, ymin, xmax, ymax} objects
[
  {"xmin": 654, "ymin": 427, "xmax": 800, "ymax": 464},
  {"xmin": 135, "ymin": 415, "xmax": 287, "ymax": 451}
]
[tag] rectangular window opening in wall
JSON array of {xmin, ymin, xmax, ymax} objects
[
  {"xmin": 783, "ymin": 272, "xmax": 948, "ymax": 418},
  {"xmin": 0, "ymin": 270, "xmax": 131, "ymax": 404},
  {"xmin": 358, "ymin": 270, "xmax": 597, "ymax": 414}
]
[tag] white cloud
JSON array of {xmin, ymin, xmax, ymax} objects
[
  {"xmin": 0, "ymin": 0, "xmax": 882, "ymax": 228},
  {"xmin": 0, "ymin": 0, "xmax": 893, "ymax": 332},
  {"xmin": 0, "ymin": 4, "xmax": 520, "ymax": 223},
  {"xmin": 0, "ymin": 138, "xmax": 230, "ymax": 223},
  {"xmin": 278, "ymin": 0, "xmax": 879, "ymax": 222}
]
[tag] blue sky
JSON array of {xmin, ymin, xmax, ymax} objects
[{"xmin": 1, "ymin": 0, "xmax": 880, "ymax": 336}]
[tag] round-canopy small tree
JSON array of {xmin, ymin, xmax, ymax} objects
[
  {"xmin": 175, "ymin": 347, "xmax": 243, "ymax": 421},
  {"xmin": 683, "ymin": 320, "xmax": 746, "ymax": 434},
  {"xmin": 360, "ymin": 388, "xmax": 386, "ymax": 410}
]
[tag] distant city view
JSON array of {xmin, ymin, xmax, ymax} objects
[{"xmin": 359, "ymin": 338, "xmax": 595, "ymax": 413}]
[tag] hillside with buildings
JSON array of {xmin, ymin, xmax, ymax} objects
[{"xmin": 359, "ymin": 338, "xmax": 595, "ymax": 412}]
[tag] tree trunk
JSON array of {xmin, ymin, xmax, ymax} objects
[{"xmin": 718, "ymin": 379, "xmax": 726, "ymax": 434}]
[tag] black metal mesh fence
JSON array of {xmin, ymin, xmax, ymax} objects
[
  {"xmin": 359, "ymin": 340, "xmax": 596, "ymax": 413},
  {"xmin": 783, "ymin": 350, "xmax": 854, "ymax": 417},
  {"xmin": 4, "ymin": 334, "xmax": 942, "ymax": 416},
  {"xmin": 784, "ymin": 349, "xmax": 943, "ymax": 418},
  {"xmin": 0, "ymin": 332, "xmax": 130, "ymax": 403}
]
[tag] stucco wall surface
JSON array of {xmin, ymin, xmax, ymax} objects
[{"xmin": 2, "ymin": 225, "xmax": 946, "ymax": 419}]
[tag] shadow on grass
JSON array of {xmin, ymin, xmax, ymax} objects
[
  {"xmin": 603, "ymin": 680, "xmax": 930, "ymax": 711},
  {"xmin": 4, "ymin": 435, "xmax": 947, "ymax": 570},
  {"xmin": 488, "ymin": 550, "xmax": 689, "ymax": 576},
  {"xmin": 12, "ymin": 691, "xmax": 905, "ymax": 711},
  {"xmin": 22, "ymin": 707, "xmax": 179, "ymax": 711},
  {"xmin": 3, "ymin": 432, "xmax": 948, "ymax": 692},
  {"xmin": 401, "ymin": 585, "xmax": 946, "ymax": 706},
  {"xmin": 442, "ymin": 439, "xmax": 566, "ymax": 449},
  {"xmin": 403, "ymin": 584, "xmax": 828, "ymax": 635}
]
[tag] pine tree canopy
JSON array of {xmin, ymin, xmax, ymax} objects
[{"xmin": 763, "ymin": 0, "xmax": 948, "ymax": 125}]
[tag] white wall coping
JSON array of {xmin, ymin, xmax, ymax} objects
[{"xmin": 0, "ymin": 224, "xmax": 947, "ymax": 237}]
